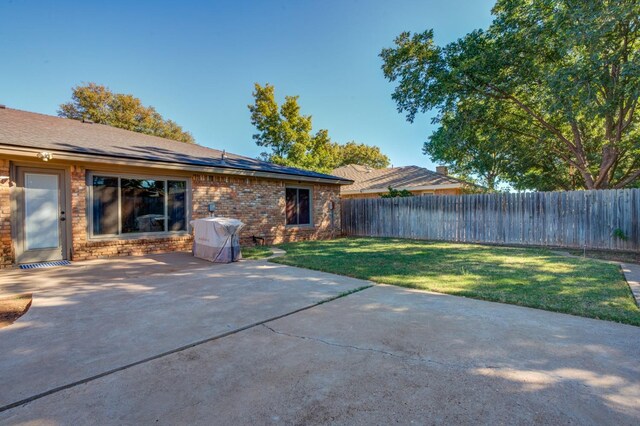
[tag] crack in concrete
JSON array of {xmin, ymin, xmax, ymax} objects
[
  {"xmin": 260, "ymin": 324, "xmax": 610, "ymax": 394},
  {"xmin": 0, "ymin": 284, "xmax": 375, "ymax": 414},
  {"xmin": 261, "ymin": 323, "xmax": 465, "ymax": 369}
]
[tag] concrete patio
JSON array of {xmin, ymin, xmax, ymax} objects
[
  {"xmin": 0, "ymin": 253, "xmax": 639, "ymax": 425},
  {"xmin": 0, "ymin": 253, "xmax": 370, "ymax": 411}
]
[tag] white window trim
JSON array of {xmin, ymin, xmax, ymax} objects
[
  {"xmin": 285, "ymin": 186, "xmax": 314, "ymax": 228},
  {"xmin": 87, "ymin": 171, "xmax": 191, "ymax": 240}
]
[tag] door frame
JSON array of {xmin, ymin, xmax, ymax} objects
[{"xmin": 12, "ymin": 164, "xmax": 72, "ymax": 264}]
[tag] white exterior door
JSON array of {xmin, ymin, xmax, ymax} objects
[{"xmin": 16, "ymin": 168, "xmax": 67, "ymax": 263}]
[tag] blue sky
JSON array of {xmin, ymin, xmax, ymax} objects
[{"xmin": 0, "ymin": 0, "xmax": 495, "ymax": 168}]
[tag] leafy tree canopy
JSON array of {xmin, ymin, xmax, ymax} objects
[
  {"xmin": 381, "ymin": 0, "xmax": 640, "ymax": 190},
  {"xmin": 58, "ymin": 83, "xmax": 195, "ymax": 144},
  {"xmin": 249, "ymin": 83, "xmax": 390, "ymax": 173},
  {"xmin": 338, "ymin": 141, "xmax": 390, "ymax": 169}
]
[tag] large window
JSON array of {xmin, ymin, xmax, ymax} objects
[
  {"xmin": 91, "ymin": 175, "xmax": 188, "ymax": 237},
  {"xmin": 286, "ymin": 187, "xmax": 311, "ymax": 226}
]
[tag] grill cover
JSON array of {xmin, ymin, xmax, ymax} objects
[{"xmin": 190, "ymin": 217, "xmax": 245, "ymax": 263}]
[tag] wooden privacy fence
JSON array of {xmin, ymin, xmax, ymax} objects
[{"xmin": 341, "ymin": 189, "xmax": 640, "ymax": 252}]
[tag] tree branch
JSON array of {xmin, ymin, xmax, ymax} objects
[{"xmin": 613, "ymin": 169, "xmax": 640, "ymax": 188}]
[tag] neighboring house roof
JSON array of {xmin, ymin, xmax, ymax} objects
[
  {"xmin": 332, "ymin": 164, "xmax": 466, "ymax": 194},
  {"xmin": 0, "ymin": 107, "xmax": 351, "ymax": 184}
]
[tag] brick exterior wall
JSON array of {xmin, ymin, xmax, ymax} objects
[
  {"xmin": 73, "ymin": 235, "xmax": 194, "ymax": 261},
  {"xmin": 191, "ymin": 174, "xmax": 340, "ymax": 244},
  {"xmin": 0, "ymin": 163, "xmax": 342, "ymax": 267},
  {"xmin": 68, "ymin": 166, "xmax": 197, "ymax": 261},
  {"xmin": 68, "ymin": 168, "xmax": 340, "ymax": 263},
  {"xmin": 0, "ymin": 159, "xmax": 12, "ymax": 268},
  {"xmin": 69, "ymin": 165, "xmax": 88, "ymax": 259}
]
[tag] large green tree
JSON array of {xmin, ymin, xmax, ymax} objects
[
  {"xmin": 58, "ymin": 83, "xmax": 195, "ymax": 143},
  {"xmin": 338, "ymin": 141, "xmax": 390, "ymax": 169},
  {"xmin": 381, "ymin": 0, "xmax": 640, "ymax": 190},
  {"xmin": 249, "ymin": 83, "xmax": 390, "ymax": 173}
]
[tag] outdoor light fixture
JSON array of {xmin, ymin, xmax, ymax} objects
[{"xmin": 37, "ymin": 151, "xmax": 53, "ymax": 162}]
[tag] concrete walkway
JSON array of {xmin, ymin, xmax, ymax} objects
[
  {"xmin": 621, "ymin": 263, "xmax": 640, "ymax": 307},
  {"xmin": 1, "ymin": 254, "xmax": 639, "ymax": 424}
]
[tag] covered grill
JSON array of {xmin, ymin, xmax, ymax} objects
[{"xmin": 190, "ymin": 217, "xmax": 244, "ymax": 263}]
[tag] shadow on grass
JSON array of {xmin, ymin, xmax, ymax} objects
[{"xmin": 274, "ymin": 238, "xmax": 640, "ymax": 326}]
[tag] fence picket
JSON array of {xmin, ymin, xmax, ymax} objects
[{"xmin": 341, "ymin": 189, "xmax": 640, "ymax": 251}]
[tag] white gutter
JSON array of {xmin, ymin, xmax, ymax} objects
[{"xmin": 0, "ymin": 145, "xmax": 353, "ymax": 185}]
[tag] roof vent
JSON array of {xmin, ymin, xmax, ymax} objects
[{"xmin": 82, "ymin": 117, "xmax": 94, "ymax": 124}]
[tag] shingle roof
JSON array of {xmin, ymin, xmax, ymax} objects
[
  {"xmin": 331, "ymin": 164, "xmax": 466, "ymax": 192},
  {"xmin": 0, "ymin": 108, "xmax": 350, "ymax": 183}
]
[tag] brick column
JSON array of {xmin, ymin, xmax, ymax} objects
[
  {"xmin": 70, "ymin": 165, "xmax": 87, "ymax": 260},
  {"xmin": 0, "ymin": 159, "xmax": 13, "ymax": 267}
]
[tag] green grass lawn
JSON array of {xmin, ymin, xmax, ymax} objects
[
  {"xmin": 241, "ymin": 245, "xmax": 273, "ymax": 260},
  {"xmin": 273, "ymin": 237, "xmax": 640, "ymax": 326}
]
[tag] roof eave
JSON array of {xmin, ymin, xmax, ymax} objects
[{"xmin": 0, "ymin": 145, "xmax": 354, "ymax": 185}]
